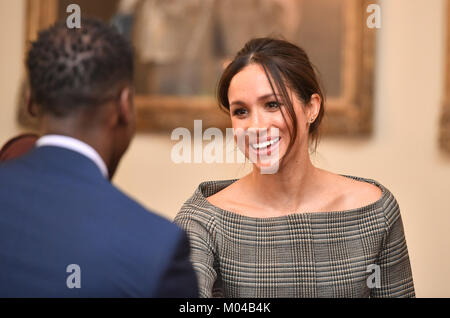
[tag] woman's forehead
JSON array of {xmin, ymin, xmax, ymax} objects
[
  {"xmin": 228, "ymin": 64, "xmax": 282, "ymax": 99},
  {"xmin": 228, "ymin": 63, "xmax": 300, "ymax": 105}
]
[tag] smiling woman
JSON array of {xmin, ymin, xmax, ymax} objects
[
  {"xmin": 174, "ymin": 37, "xmax": 415, "ymax": 298},
  {"xmin": 218, "ymin": 38, "xmax": 325, "ymax": 157}
]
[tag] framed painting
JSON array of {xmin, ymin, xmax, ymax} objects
[
  {"xmin": 21, "ymin": 0, "xmax": 376, "ymax": 135},
  {"xmin": 440, "ymin": 0, "xmax": 450, "ymax": 153}
]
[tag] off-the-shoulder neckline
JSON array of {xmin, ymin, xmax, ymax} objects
[{"xmin": 195, "ymin": 175, "xmax": 389, "ymax": 221}]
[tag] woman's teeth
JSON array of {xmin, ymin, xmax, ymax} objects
[{"xmin": 251, "ymin": 137, "xmax": 280, "ymax": 150}]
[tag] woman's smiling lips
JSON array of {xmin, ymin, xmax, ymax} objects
[
  {"xmin": 250, "ymin": 136, "xmax": 281, "ymax": 150},
  {"xmin": 248, "ymin": 136, "xmax": 281, "ymax": 158}
]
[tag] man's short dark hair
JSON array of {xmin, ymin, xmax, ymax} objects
[{"xmin": 26, "ymin": 18, "xmax": 133, "ymax": 117}]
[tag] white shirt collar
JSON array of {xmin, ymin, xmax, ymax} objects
[{"xmin": 36, "ymin": 135, "xmax": 109, "ymax": 179}]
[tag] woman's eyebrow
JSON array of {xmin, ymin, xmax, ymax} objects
[
  {"xmin": 258, "ymin": 93, "xmax": 283, "ymax": 101},
  {"xmin": 229, "ymin": 100, "xmax": 247, "ymax": 107},
  {"xmin": 230, "ymin": 94, "xmax": 282, "ymax": 106}
]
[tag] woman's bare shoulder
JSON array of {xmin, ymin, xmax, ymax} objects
[
  {"xmin": 206, "ymin": 178, "xmax": 244, "ymax": 207},
  {"xmin": 332, "ymin": 174, "xmax": 383, "ymax": 210}
]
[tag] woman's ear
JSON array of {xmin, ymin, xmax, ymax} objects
[{"xmin": 308, "ymin": 93, "xmax": 321, "ymax": 119}]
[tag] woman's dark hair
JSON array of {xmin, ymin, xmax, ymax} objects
[{"xmin": 218, "ymin": 37, "xmax": 325, "ymax": 154}]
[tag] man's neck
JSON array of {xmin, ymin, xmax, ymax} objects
[
  {"xmin": 39, "ymin": 120, "xmax": 114, "ymax": 179},
  {"xmin": 36, "ymin": 134, "xmax": 110, "ymax": 179}
]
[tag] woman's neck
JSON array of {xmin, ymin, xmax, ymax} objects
[{"xmin": 244, "ymin": 150, "xmax": 324, "ymax": 214}]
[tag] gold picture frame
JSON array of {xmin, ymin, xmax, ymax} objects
[
  {"xmin": 440, "ymin": 0, "xmax": 450, "ymax": 153},
  {"xmin": 22, "ymin": 0, "xmax": 376, "ymax": 135}
]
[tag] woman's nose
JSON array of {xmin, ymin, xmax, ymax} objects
[
  {"xmin": 248, "ymin": 109, "xmax": 263, "ymax": 129},
  {"xmin": 247, "ymin": 109, "xmax": 270, "ymax": 140}
]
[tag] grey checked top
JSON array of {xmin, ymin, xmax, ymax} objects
[{"xmin": 174, "ymin": 175, "xmax": 415, "ymax": 298}]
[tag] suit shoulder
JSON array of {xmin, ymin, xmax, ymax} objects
[{"xmin": 104, "ymin": 183, "xmax": 182, "ymax": 236}]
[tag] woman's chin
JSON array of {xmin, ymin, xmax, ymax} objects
[
  {"xmin": 242, "ymin": 142, "xmax": 287, "ymax": 174},
  {"xmin": 254, "ymin": 162, "xmax": 280, "ymax": 174},
  {"xmin": 251, "ymin": 153, "xmax": 285, "ymax": 174}
]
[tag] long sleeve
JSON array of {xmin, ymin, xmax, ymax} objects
[
  {"xmin": 370, "ymin": 200, "xmax": 415, "ymax": 297},
  {"xmin": 174, "ymin": 205, "xmax": 219, "ymax": 298}
]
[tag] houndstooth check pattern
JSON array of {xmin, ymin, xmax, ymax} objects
[{"xmin": 174, "ymin": 175, "xmax": 415, "ymax": 298}]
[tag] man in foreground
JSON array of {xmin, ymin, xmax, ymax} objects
[{"xmin": 0, "ymin": 18, "xmax": 197, "ymax": 297}]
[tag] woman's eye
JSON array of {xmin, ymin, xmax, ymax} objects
[
  {"xmin": 232, "ymin": 108, "xmax": 248, "ymax": 116},
  {"xmin": 266, "ymin": 101, "xmax": 281, "ymax": 109}
]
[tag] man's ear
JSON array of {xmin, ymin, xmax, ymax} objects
[
  {"xmin": 117, "ymin": 86, "xmax": 134, "ymax": 125},
  {"xmin": 26, "ymin": 89, "xmax": 38, "ymax": 117}
]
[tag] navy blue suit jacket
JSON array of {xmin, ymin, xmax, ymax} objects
[{"xmin": 0, "ymin": 146, "xmax": 198, "ymax": 297}]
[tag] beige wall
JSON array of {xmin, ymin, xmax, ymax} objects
[
  {"xmin": 1, "ymin": 0, "xmax": 449, "ymax": 297},
  {"xmin": 0, "ymin": 0, "xmax": 24, "ymax": 139}
]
